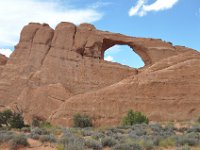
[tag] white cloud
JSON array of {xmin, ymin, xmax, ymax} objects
[
  {"xmin": 89, "ymin": 1, "xmax": 112, "ymax": 9},
  {"xmin": 0, "ymin": 0, "xmax": 103, "ymax": 47},
  {"xmin": 129, "ymin": 0, "xmax": 146, "ymax": 17},
  {"xmin": 0, "ymin": 49, "xmax": 13, "ymax": 57},
  {"xmin": 104, "ymin": 56, "xmax": 114, "ymax": 62},
  {"xmin": 104, "ymin": 45, "xmax": 122, "ymax": 62},
  {"xmin": 129, "ymin": 0, "xmax": 179, "ymax": 17}
]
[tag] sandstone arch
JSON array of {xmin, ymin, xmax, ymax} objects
[
  {"xmin": 0, "ymin": 22, "xmax": 199, "ymax": 127},
  {"xmin": 100, "ymin": 38, "xmax": 151, "ymax": 66}
]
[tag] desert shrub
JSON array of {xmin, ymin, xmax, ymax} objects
[
  {"xmin": 30, "ymin": 127, "xmax": 50, "ymax": 140},
  {"xmin": 57, "ymin": 144, "xmax": 65, "ymax": 150},
  {"xmin": 81, "ymin": 129, "xmax": 94, "ymax": 136},
  {"xmin": 30, "ymin": 134, "xmax": 40, "ymax": 140},
  {"xmin": 113, "ymin": 133, "xmax": 126, "ymax": 142},
  {"xmin": 159, "ymin": 137, "xmax": 175, "ymax": 147},
  {"xmin": 108, "ymin": 127, "xmax": 119, "ymax": 134},
  {"xmin": 21, "ymin": 127, "xmax": 31, "ymax": 133},
  {"xmin": 10, "ymin": 135, "xmax": 29, "ymax": 150},
  {"xmin": 148, "ymin": 123, "xmax": 175, "ymax": 137},
  {"xmin": 31, "ymin": 118, "xmax": 40, "ymax": 127},
  {"xmin": 41, "ymin": 121, "xmax": 52, "ymax": 128},
  {"xmin": 39, "ymin": 134, "xmax": 56, "ymax": 143},
  {"xmin": 59, "ymin": 129, "xmax": 84, "ymax": 150},
  {"xmin": 122, "ymin": 110, "xmax": 149, "ymax": 126},
  {"xmin": 176, "ymin": 145, "xmax": 190, "ymax": 150},
  {"xmin": 91, "ymin": 132, "xmax": 105, "ymax": 140},
  {"xmin": 187, "ymin": 126, "xmax": 200, "ymax": 133},
  {"xmin": 175, "ymin": 132, "xmax": 199, "ymax": 146},
  {"xmin": 150, "ymin": 136, "xmax": 162, "ymax": 146},
  {"xmin": 0, "ymin": 130, "xmax": 15, "ymax": 143},
  {"xmin": 73, "ymin": 113, "xmax": 92, "ymax": 128},
  {"xmin": 129, "ymin": 129, "xmax": 146, "ymax": 137},
  {"xmin": 0, "ymin": 130, "xmax": 29, "ymax": 149},
  {"xmin": 0, "ymin": 109, "xmax": 25, "ymax": 129},
  {"xmin": 149, "ymin": 123, "xmax": 162, "ymax": 133},
  {"xmin": 108, "ymin": 127, "xmax": 127, "ymax": 134},
  {"xmin": 85, "ymin": 138, "xmax": 102, "ymax": 150},
  {"xmin": 31, "ymin": 117, "xmax": 53, "ymax": 129},
  {"xmin": 105, "ymin": 130, "xmax": 116, "ymax": 138},
  {"xmin": 0, "ymin": 110, "xmax": 13, "ymax": 127},
  {"xmin": 127, "ymin": 124, "xmax": 149, "ymax": 139},
  {"xmin": 117, "ymin": 125, "xmax": 131, "ymax": 130},
  {"xmin": 164, "ymin": 125, "xmax": 175, "ymax": 134},
  {"xmin": 132, "ymin": 123, "xmax": 148, "ymax": 130},
  {"xmin": 112, "ymin": 143, "xmax": 142, "ymax": 150},
  {"xmin": 139, "ymin": 139, "xmax": 155, "ymax": 150},
  {"xmin": 176, "ymin": 127, "xmax": 188, "ymax": 133},
  {"xmin": 101, "ymin": 136, "xmax": 117, "ymax": 147},
  {"xmin": 9, "ymin": 113, "xmax": 25, "ymax": 129},
  {"xmin": 31, "ymin": 127, "xmax": 49, "ymax": 135},
  {"xmin": 128, "ymin": 130, "xmax": 140, "ymax": 138}
]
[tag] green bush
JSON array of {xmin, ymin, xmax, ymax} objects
[
  {"xmin": 159, "ymin": 138, "xmax": 175, "ymax": 147},
  {"xmin": 73, "ymin": 114, "xmax": 92, "ymax": 128},
  {"xmin": 0, "ymin": 110, "xmax": 13, "ymax": 127},
  {"xmin": 40, "ymin": 121, "xmax": 53, "ymax": 129},
  {"xmin": 9, "ymin": 113, "xmax": 25, "ymax": 129},
  {"xmin": 56, "ymin": 144, "xmax": 64, "ymax": 150},
  {"xmin": 122, "ymin": 110, "xmax": 149, "ymax": 126},
  {"xmin": 31, "ymin": 117, "xmax": 53, "ymax": 129},
  {"xmin": 0, "ymin": 110, "xmax": 25, "ymax": 129}
]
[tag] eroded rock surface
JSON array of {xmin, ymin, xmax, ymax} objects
[
  {"xmin": 0, "ymin": 54, "xmax": 7, "ymax": 66},
  {"xmin": 0, "ymin": 22, "xmax": 199, "ymax": 126},
  {"xmin": 0, "ymin": 54, "xmax": 8, "ymax": 79}
]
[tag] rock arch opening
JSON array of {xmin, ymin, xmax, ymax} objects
[
  {"xmin": 104, "ymin": 45, "xmax": 145, "ymax": 68},
  {"xmin": 100, "ymin": 39, "xmax": 151, "ymax": 68}
]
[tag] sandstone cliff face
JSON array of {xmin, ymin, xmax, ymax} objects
[
  {"xmin": 0, "ymin": 22, "xmax": 199, "ymax": 126},
  {"xmin": 0, "ymin": 54, "xmax": 8, "ymax": 85},
  {"xmin": 0, "ymin": 54, "xmax": 7, "ymax": 66}
]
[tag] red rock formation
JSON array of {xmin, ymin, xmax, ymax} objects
[
  {"xmin": 0, "ymin": 54, "xmax": 8, "ymax": 77},
  {"xmin": 0, "ymin": 54, "xmax": 7, "ymax": 66},
  {"xmin": 0, "ymin": 22, "xmax": 199, "ymax": 126}
]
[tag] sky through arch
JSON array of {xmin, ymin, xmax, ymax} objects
[{"xmin": 104, "ymin": 45, "xmax": 145, "ymax": 68}]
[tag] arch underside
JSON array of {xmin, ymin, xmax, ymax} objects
[{"xmin": 101, "ymin": 39, "xmax": 152, "ymax": 67}]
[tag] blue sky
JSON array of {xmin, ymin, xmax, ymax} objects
[{"xmin": 0, "ymin": 0, "xmax": 199, "ymax": 68}]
